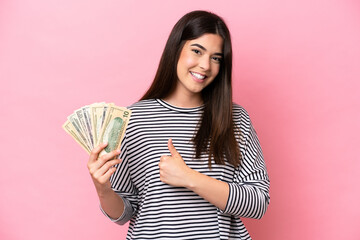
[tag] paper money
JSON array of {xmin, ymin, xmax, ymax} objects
[
  {"xmin": 62, "ymin": 120, "xmax": 91, "ymax": 154},
  {"xmin": 74, "ymin": 108, "xmax": 93, "ymax": 149},
  {"xmin": 90, "ymin": 103, "xmax": 106, "ymax": 146},
  {"xmin": 81, "ymin": 106, "xmax": 94, "ymax": 149},
  {"xmin": 63, "ymin": 103, "xmax": 131, "ymax": 155},
  {"xmin": 97, "ymin": 105, "xmax": 131, "ymax": 157},
  {"xmin": 67, "ymin": 113, "xmax": 91, "ymax": 150}
]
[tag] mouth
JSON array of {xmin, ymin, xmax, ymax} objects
[{"xmin": 190, "ymin": 71, "xmax": 206, "ymax": 82}]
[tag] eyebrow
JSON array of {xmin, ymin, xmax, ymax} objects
[{"xmin": 190, "ymin": 43, "xmax": 223, "ymax": 56}]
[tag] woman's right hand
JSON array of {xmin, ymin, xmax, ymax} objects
[{"xmin": 87, "ymin": 142, "xmax": 121, "ymax": 195}]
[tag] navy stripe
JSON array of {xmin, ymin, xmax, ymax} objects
[{"xmin": 101, "ymin": 99, "xmax": 270, "ymax": 239}]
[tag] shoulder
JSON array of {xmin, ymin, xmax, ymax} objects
[
  {"xmin": 126, "ymin": 99, "xmax": 166, "ymax": 116},
  {"xmin": 127, "ymin": 99, "xmax": 159, "ymax": 110},
  {"xmin": 232, "ymin": 102, "xmax": 251, "ymax": 124},
  {"xmin": 232, "ymin": 103, "xmax": 256, "ymax": 144},
  {"xmin": 126, "ymin": 99, "xmax": 177, "ymax": 124}
]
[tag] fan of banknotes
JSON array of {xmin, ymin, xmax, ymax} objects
[{"xmin": 62, "ymin": 103, "xmax": 131, "ymax": 156}]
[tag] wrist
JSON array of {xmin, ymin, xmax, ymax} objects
[
  {"xmin": 96, "ymin": 184, "xmax": 114, "ymax": 198},
  {"xmin": 184, "ymin": 168, "xmax": 200, "ymax": 190}
]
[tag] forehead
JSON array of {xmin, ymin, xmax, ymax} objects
[{"xmin": 185, "ymin": 34, "xmax": 223, "ymax": 53}]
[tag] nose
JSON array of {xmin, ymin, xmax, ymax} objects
[{"xmin": 199, "ymin": 56, "xmax": 211, "ymax": 71}]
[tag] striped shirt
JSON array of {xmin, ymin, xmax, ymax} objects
[{"xmin": 101, "ymin": 99, "xmax": 270, "ymax": 239}]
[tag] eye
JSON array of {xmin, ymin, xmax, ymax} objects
[
  {"xmin": 192, "ymin": 49, "xmax": 201, "ymax": 55},
  {"xmin": 211, "ymin": 56, "xmax": 222, "ymax": 63}
]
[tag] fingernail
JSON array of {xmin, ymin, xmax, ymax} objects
[{"xmin": 117, "ymin": 149, "xmax": 121, "ymax": 153}]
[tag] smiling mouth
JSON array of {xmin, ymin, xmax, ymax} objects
[{"xmin": 190, "ymin": 71, "xmax": 206, "ymax": 80}]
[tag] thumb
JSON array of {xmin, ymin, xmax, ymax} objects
[{"xmin": 167, "ymin": 138, "xmax": 179, "ymax": 156}]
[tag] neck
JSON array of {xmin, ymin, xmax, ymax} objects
[{"xmin": 163, "ymin": 92, "xmax": 203, "ymax": 108}]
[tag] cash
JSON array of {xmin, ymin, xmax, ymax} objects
[{"xmin": 62, "ymin": 103, "xmax": 131, "ymax": 156}]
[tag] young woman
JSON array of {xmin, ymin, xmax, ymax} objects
[{"xmin": 87, "ymin": 10, "xmax": 270, "ymax": 239}]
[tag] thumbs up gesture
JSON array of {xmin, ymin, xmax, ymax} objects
[{"xmin": 159, "ymin": 138, "xmax": 195, "ymax": 187}]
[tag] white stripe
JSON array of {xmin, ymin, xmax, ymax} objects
[{"xmin": 102, "ymin": 99, "xmax": 270, "ymax": 239}]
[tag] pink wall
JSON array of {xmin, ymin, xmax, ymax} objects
[{"xmin": 1, "ymin": 0, "xmax": 359, "ymax": 239}]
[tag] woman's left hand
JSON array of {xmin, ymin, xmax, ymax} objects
[{"xmin": 159, "ymin": 138, "xmax": 195, "ymax": 187}]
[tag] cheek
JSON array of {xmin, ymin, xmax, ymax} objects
[
  {"xmin": 178, "ymin": 52, "xmax": 196, "ymax": 70},
  {"xmin": 185, "ymin": 55, "xmax": 196, "ymax": 67},
  {"xmin": 211, "ymin": 64, "xmax": 221, "ymax": 77}
]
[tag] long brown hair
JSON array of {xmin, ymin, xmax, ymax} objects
[{"xmin": 141, "ymin": 10, "xmax": 241, "ymax": 167}]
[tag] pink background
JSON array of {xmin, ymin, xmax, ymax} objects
[{"xmin": 1, "ymin": 0, "xmax": 359, "ymax": 239}]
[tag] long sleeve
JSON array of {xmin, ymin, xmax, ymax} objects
[
  {"xmin": 100, "ymin": 136, "xmax": 139, "ymax": 225},
  {"xmin": 99, "ymin": 100, "xmax": 267, "ymax": 239},
  {"xmin": 222, "ymin": 108, "xmax": 270, "ymax": 219}
]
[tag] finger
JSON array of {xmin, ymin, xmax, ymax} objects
[
  {"xmin": 167, "ymin": 138, "xmax": 179, "ymax": 157},
  {"xmin": 98, "ymin": 166, "xmax": 118, "ymax": 184},
  {"xmin": 159, "ymin": 170, "xmax": 165, "ymax": 182},
  {"xmin": 95, "ymin": 149, "xmax": 121, "ymax": 169},
  {"xmin": 95, "ymin": 158, "xmax": 121, "ymax": 178},
  {"xmin": 89, "ymin": 142, "xmax": 108, "ymax": 164},
  {"xmin": 160, "ymin": 155, "xmax": 169, "ymax": 162}
]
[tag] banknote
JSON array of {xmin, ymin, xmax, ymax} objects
[
  {"xmin": 74, "ymin": 108, "xmax": 93, "ymax": 149},
  {"xmin": 90, "ymin": 103, "xmax": 105, "ymax": 146},
  {"xmin": 90, "ymin": 102, "xmax": 115, "ymax": 146},
  {"xmin": 67, "ymin": 113, "xmax": 91, "ymax": 150},
  {"xmin": 97, "ymin": 105, "xmax": 131, "ymax": 157},
  {"xmin": 62, "ymin": 120, "xmax": 91, "ymax": 153},
  {"xmin": 63, "ymin": 102, "xmax": 131, "ymax": 156},
  {"xmin": 82, "ymin": 106, "xmax": 94, "ymax": 149}
]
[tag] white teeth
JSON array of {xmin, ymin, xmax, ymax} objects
[{"xmin": 191, "ymin": 72, "xmax": 205, "ymax": 80}]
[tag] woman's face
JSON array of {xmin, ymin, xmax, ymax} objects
[{"xmin": 175, "ymin": 33, "xmax": 223, "ymax": 98}]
